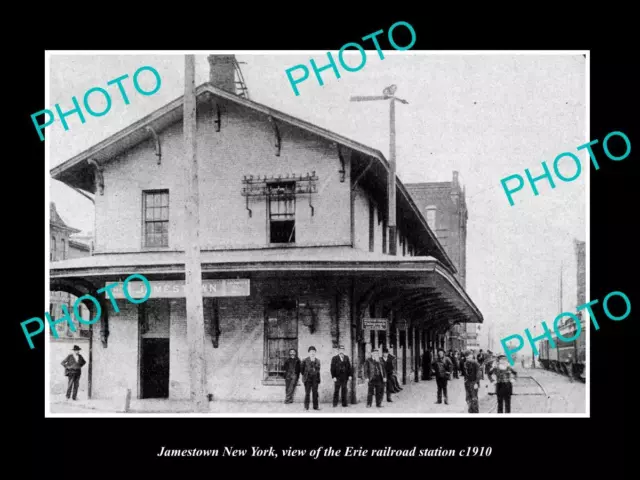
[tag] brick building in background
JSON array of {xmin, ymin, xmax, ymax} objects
[
  {"xmin": 406, "ymin": 172, "xmax": 478, "ymax": 351},
  {"xmin": 49, "ymin": 55, "xmax": 483, "ymax": 407},
  {"xmin": 49, "ymin": 202, "xmax": 91, "ymax": 396}
]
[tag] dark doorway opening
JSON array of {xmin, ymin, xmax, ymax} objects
[{"xmin": 141, "ymin": 338, "xmax": 170, "ymax": 399}]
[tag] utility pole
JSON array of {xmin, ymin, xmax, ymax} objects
[
  {"xmin": 184, "ymin": 54, "xmax": 207, "ymax": 412},
  {"xmin": 531, "ymin": 324, "xmax": 536, "ymax": 369},
  {"xmin": 350, "ymin": 85, "xmax": 408, "ymax": 256}
]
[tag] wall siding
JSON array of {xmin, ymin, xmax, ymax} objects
[{"xmin": 95, "ymin": 101, "xmax": 351, "ymax": 253}]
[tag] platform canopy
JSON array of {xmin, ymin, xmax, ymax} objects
[{"xmin": 50, "ymin": 246, "xmax": 483, "ymax": 328}]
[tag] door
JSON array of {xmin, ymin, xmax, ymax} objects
[
  {"xmin": 141, "ymin": 338, "xmax": 170, "ymax": 399},
  {"xmin": 264, "ymin": 298, "xmax": 298, "ymax": 380}
]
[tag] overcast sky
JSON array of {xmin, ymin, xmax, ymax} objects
[{"xmin": 48, "ymin": 52, "xmax": 586, "ymax": 346}]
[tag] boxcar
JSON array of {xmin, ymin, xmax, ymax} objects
[{"xmin": 537, "ymin": 325, "xmax": 585, "ymax": 381}]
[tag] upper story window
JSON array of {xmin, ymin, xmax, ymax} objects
[
  {"xmin": 143, "ymin": 190, "xmax": 169, "ymax": 248},
  {"xmin": 61, "ymin": 238, "xmax": 67, "ymax": 260},
  {"xmin": 268, "ymin": 182, "xmax": 296, "ymax": 243},
  {"xmin": 426, "ymin": 206, "xmax": 437, "ymax": 231},
  {"xmin": 51, "ymin": 235, "xmax": 56, "ymax": 261}
]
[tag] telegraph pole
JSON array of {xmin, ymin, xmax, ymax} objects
[
  {"xmin": 184, "ymin": 54, "xmax": 207, "ymax": 412},
  {"xmin": 351, "ymin": 85, "xmax": 408, "ymax": 256}
]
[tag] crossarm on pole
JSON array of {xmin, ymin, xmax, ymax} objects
[{"xmin": 350, "ymin": 95, "xmax": 389, "ymax": 102}]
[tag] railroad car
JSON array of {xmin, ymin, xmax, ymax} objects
[{"xmin": 538, "ymin": 323, "xmax": 585, "ymax": 381}]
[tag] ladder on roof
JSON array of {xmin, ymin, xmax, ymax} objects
[{"xmin": 233, "ymin": 58, "xmax": 250, "ymax": 100}]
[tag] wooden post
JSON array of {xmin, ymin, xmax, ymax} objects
[
  {"xmin": 415, "ymin": 327, "xmax": 421, "ymax": 382},
  {"xmin": 414, "ymin": 327, "xmax": 419, "ymax": 383},
  {"xmin": 388, "ymin": 99, "xmax": 397, "ymax": 255},
  {"xmin": 350, "ymin": 280, "xmax": 357, "ymax": 404},
  {"xmin": 183, "ymin": 55, "xmax": 207, "ymax": 412},
  {"xmin": 402, "ymin": 329, "xmax": 406, "ymax": 385}
]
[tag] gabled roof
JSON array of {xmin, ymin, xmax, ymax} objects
[
  {"xmin": 50, "ymin": 202, "xmax": 80, "ymax": 234},
  {"xmin": 50, "ymin": 83, "xmax": 457, "ymax": 272},
  {"xmin": 50, "ymin": 83, "xmax": 389, "ymax": 184}
]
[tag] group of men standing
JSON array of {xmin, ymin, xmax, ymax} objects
[
  {"xmin": 426, "ymin": 348, "xmax": 518, "ymax": 413},
  {"xmin": 283, "ymin": 345, "xmax": 401, "ymax": 410},
  {"xmin": 283, "ymin": 345, "xmax": 518, "ymax": 413},
  {"xmin": 421, "ymin": 347, "xmax": 481, "ymax": 411}
]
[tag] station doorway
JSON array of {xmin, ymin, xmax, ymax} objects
[
  {"xmin": 141, "ymin": 338, "xmax": 170, "ymax": 399},
  {"xmin": 139, "ymin": 300, "xmax": 171, "ymax": 399}
]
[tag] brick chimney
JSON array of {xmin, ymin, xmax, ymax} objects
[{"xmin": 207, "ymin": 55, "xmax": 236, "ymax": 93}]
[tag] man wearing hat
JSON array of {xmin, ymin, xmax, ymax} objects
[
  {"xmin": 364, "ymin": 349, "xmax": 387, "ymax": 408},
  {"xmin": 330, "ymin": 345, "xmax": 352, "ymax": 407},
  {"xmin": 283, "ymin": 348, "xmax": 301, "ymax": 404},
  {"xmin": 381, "ymin": 347, "xmax": 396, "ymax": 402},
  {"xmin": 431, "ymin": 348, "xmax": 453, "ymax": 405},
  {"xmin": 462, "ymin": 349, "xmax": 481, "ymax": 413},
  {"xmin": 300, "ymin": 346, "xmax": 321, "ymax": 410},
  {"xmin": 488, "ymin": 354, "xmax": 518, "ymax": 413},
  {"xmin": 61, "ymin": 345, "xmax": 86, "ymax": 401}
]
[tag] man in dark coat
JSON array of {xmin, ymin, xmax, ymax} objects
[
  {"xmin": 459, "ymin": 352, "xmax": 467, "ymax": 379},
  {"xmin": 477, "ymin": 349, "xmax": 486, "ymax": 380},
  {"xmin": 566, "ymin": 353, "xmax": 575, "ymax": 382},
  {"xmin": 330, "ymin": 345, "xmax": 352, "ymax": 407},
  {"xmin": 61, "ymin": 345, "xmax": 86, "ymax": 400},
  {"xmin": 463, "ymin": 349, "xmax": 481, "ymax": 413},
  {"xmin": 283, "ymin": 348, "xmax": 301, "ymax": 404},
  {"xmin": 300, "ymin": 346, "xmax": 321, "ymax": 411},
  {"xmin": 381, "ymin": 348, "xmax": 395, "ymax": 402},
  {"xmin": 431, "ymin": 348, "xmax": 453, "ymax": 405},
  {"xmin": 422, "ymin": 349, "xmax": 432, "ymax": 380},
  {"xmin": 364, "ymin": 349, "xmax": 387, "ymax": 408}
]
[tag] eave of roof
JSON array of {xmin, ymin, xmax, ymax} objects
[
  {"xmin": 50, "ymin": 83, "xmax": 389, "ymax": 180},
  {"xmin": 69, "ymin": 240, "xmax": 90, "ymax": 251},
  {"xmin": 50, "ymin": 223, "xmax": 81, "ymax": 234},
  {"xmin": 49, "ymin": 83, "xmax": 456, "ymax": 272},
  {"xmin": 49, "ymin": 247, "xmax": 482, "ymax": 322}
]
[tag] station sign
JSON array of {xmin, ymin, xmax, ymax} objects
[
  {"xmin": 110, "ymin": 279, "xmax": 250, "ymax": 299},
  {"xmin": 364, "ymin": 318, "xmax": 388, "ymax": 330}
]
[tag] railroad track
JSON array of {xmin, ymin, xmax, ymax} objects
[
  {"xmin": 486, "ymin": 376, "xmax": 551, "ymax": 413},
  {"xmin": 537, "ymin": 366, "xmax": 586, "ymax": 383}
]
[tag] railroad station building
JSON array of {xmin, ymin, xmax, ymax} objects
[{"xmin": 49, "ymin": 55, "xmax": 483, "ymax": 405}]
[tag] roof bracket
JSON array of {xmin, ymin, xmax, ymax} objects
[
  {"xmin": 100, "ymin": 302, "xmax": 110, "ymax": 348},
  {"xmin": 145, "ymin": 126, "xmax": 162, "ymax": 165},
  {"xmin": 245, "ymin": 194, "xmax": 252, "ymax": 218},
  {"xmin": 87, "ymin": 159, "xmax": 104, "ymax": 195},
  {"xmin": 336, "ymin": 144, "xmax": 346, "ymax": 182},
  {"xmin": 268, "ymin": 116, "xmax": 281, "ymax": 156},
  {"xmin": 213, "ymin": 102, "xmax": 221, "ymax": 132}
]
